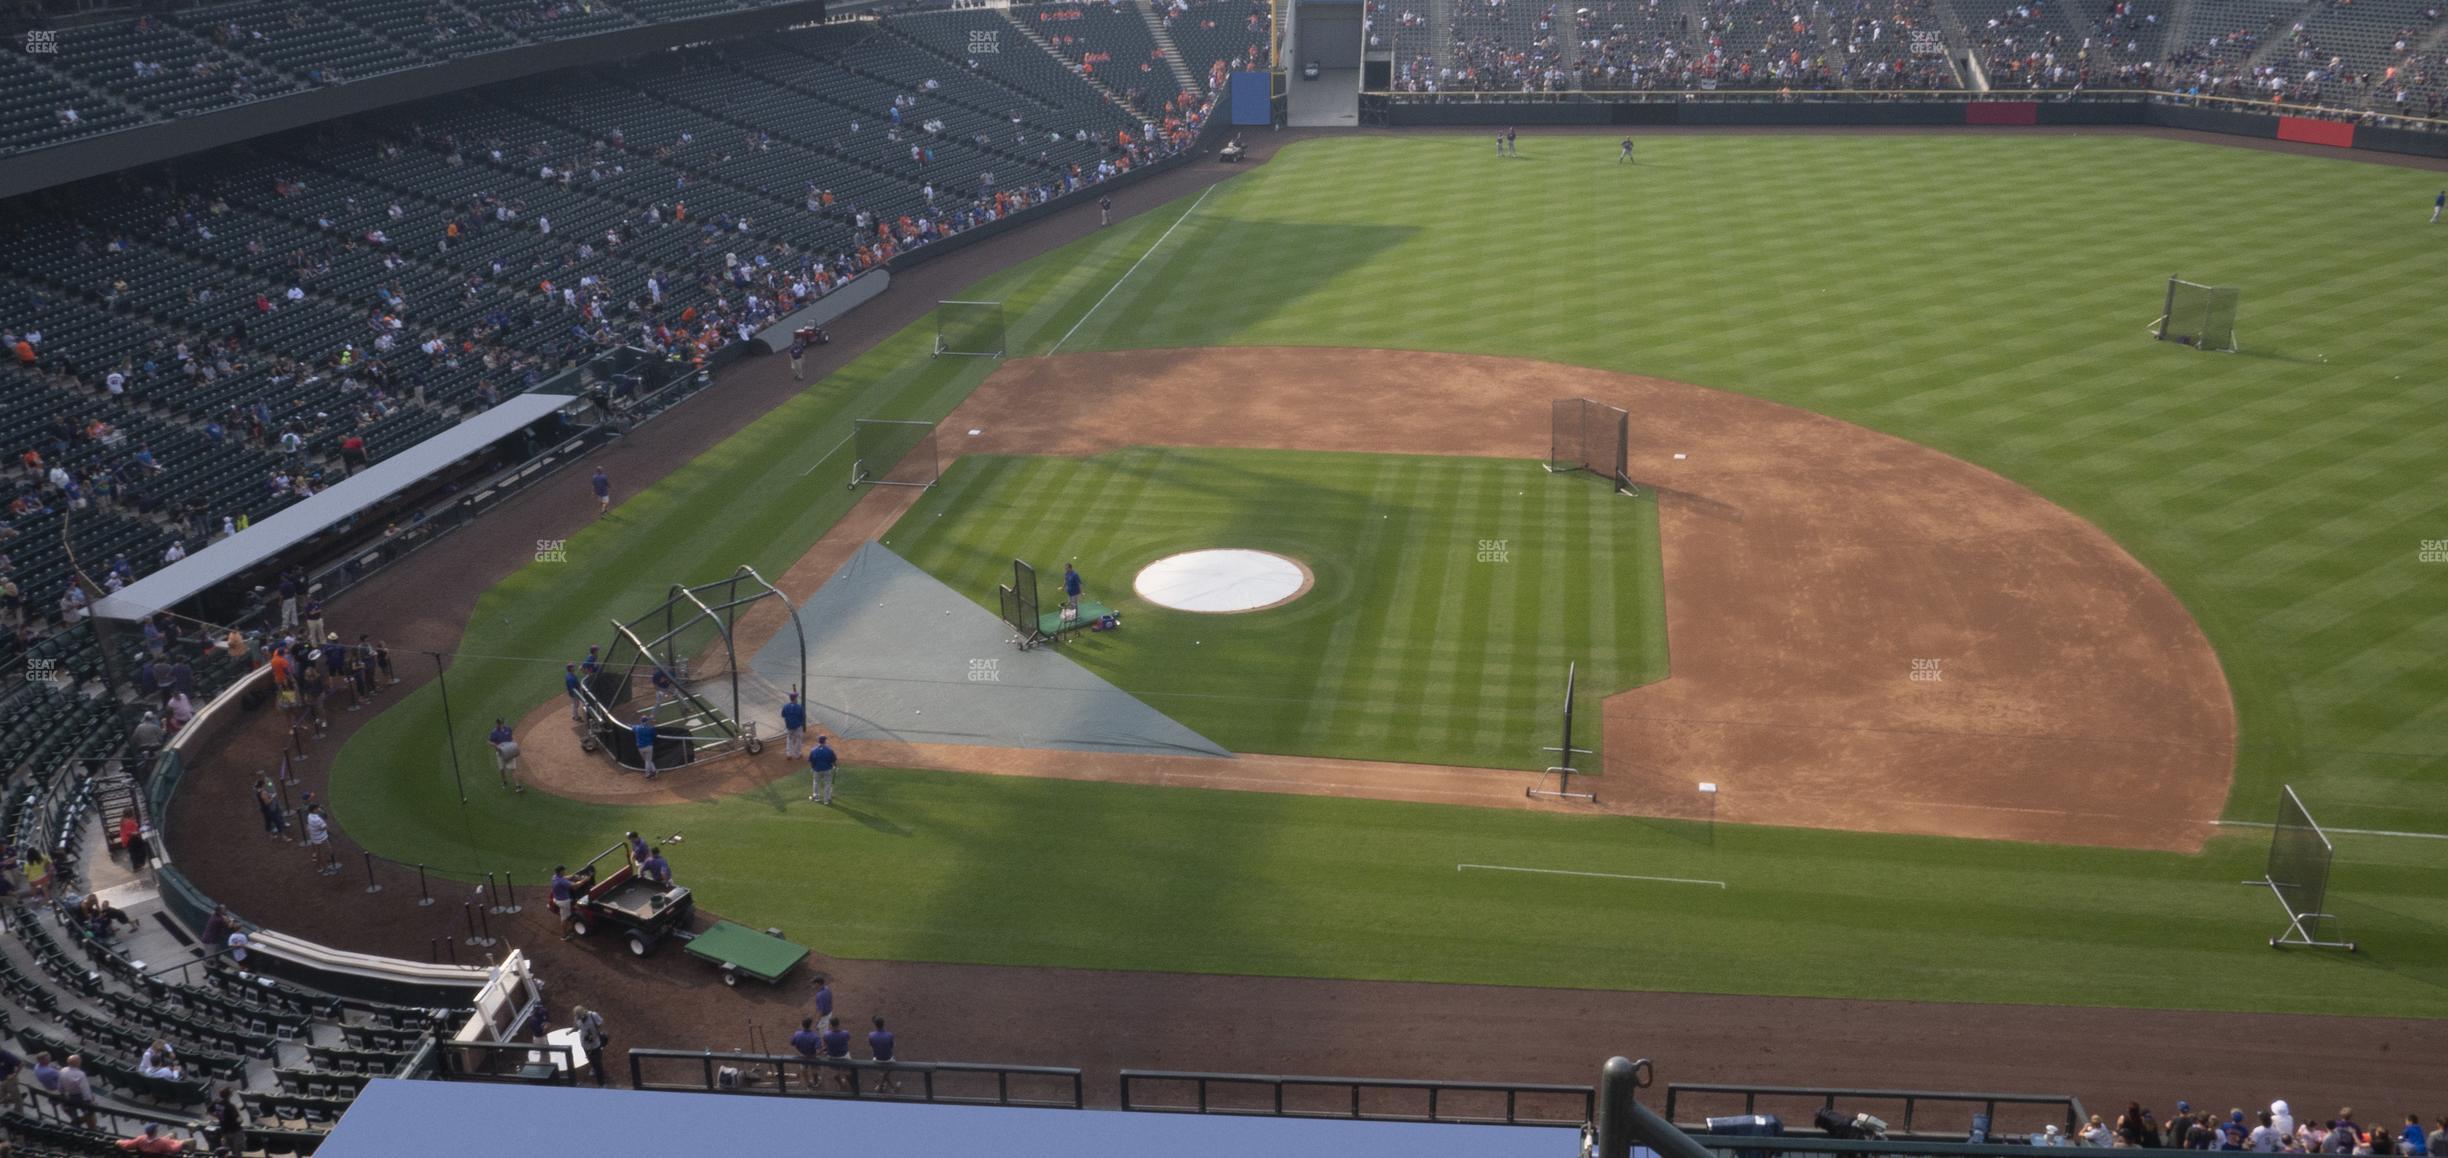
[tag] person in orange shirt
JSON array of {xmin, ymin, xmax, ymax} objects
[{"xmin": 12, "ymin": 338, "xmax": 33, "ymax": 365}]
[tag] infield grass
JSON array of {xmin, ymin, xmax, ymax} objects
[
  {"xmin": 886, "ymin": 448, "xmax": 1669, "ymax": 770},
  {"xmin": 322, "ymin": 134, "xmax": 2448, "ymax": 1016}
]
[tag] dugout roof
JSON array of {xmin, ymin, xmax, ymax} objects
[
  {"xmin": 93, "ymin": 392, "xmax": 578, "ymax": 622},
  {"xmin": 321, "ymin": 1079, "xmax": 1576, "ymax": 1157}
]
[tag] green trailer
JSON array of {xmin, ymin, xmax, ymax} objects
[{"xmin": 681, "ymin": 920, "xmax": 811, "ymax": 987}]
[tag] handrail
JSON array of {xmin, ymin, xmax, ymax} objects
[
  {"xmin": 1665, "ymin": 1082, "xmax": 2085, "ymax": 1137},
  {"xmin": 627, "ymin": 1049, "xmax": 1084, "ymax": 1109},
  {"xmin": 1118, "ymin": 1068, "xmax": 1593, "ymax": 1127}
]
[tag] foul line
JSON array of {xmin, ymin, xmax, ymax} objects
[
  {"xmin": 2215, "ymin": 820, "xmax": 2448, "ymax": 842},
  {"xmin": 1458, "ymin": 864, "xmax": 1727, "ymax": 889},
  {"xmin": 1049, "ymin": 184, "xmax": 1214, "ymax": 354}
]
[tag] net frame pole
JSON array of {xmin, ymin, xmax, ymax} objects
[
  {"xmin": 2244, "ymin": 785, "xmax": 2357, "ymax": 952},
  {"xmin": 932, "ymin": 299, "xmax": 1005, "ymax": 359},
  {"xmin": 1528, "ymin": 662, "xmax": 1598, "ymax": 802},
  {"xmin": 847, "ymin": 418, "xmax": 940, "ymax": 491},
  {"xmin": 2157, "ymin": 277, "xmax": 2239, "ymax": 353},
  {"xmin": 1546, "ymin": 398, "xmax": 1639, "ymax": 498},
  {"xmin": 1008, "ymin": 559, "xmax": 1044, "ymax": 650}
]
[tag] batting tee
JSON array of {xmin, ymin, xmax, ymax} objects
[
  {"xmin": 2249, "ymin": 785, "xmax": 2355, "ymax": 951},
  {"xmin": 2155, "ymin": 277, "xmax": 2240, "ymax": 352},
  {"xmin": 1548, "ymin": 398, "xmax": 1638, "ymax": 497},
  {"xmin": 577, "ymin": 566, "xmax": 803, "ymax": 772},
  {"xmin": 933, "ymin": 299, "xmax": 1005, "ymax": 358}
]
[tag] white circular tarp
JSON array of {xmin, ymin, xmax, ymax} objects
[{"xmin": 1132, "ymin": 550, "xmax": 1309, "ymax": 613}]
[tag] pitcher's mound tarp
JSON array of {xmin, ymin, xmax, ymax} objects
[{"xmin": 750, "ymin": 541, "xmax": 1228, "ymax": 757}]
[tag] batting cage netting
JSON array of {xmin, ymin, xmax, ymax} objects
[
  {"xmin": 849, "ymin": 418, "xmax": 939, "ymax": 490},
  {"xmin": 578, "ymin": 566, "xmax": 803, "ymax": 772},
  {"xmin": 1548, "ymin": 397, "xmax": 1637, "ymax": 496},
  {"xmin": 2156, "ymin": 278, "xmax": 2240, "ymax": 352},
  {"xmin": 2257, "ymin": 784, "xmax": 2355, "ymax": 950},
  {"xmin": 934, "ymin": 299, "xmax": 1005, "ymax": 358},
  {"xmin": 1001, "ymin": 559, "xmax": 1043, "ymax": 647}
]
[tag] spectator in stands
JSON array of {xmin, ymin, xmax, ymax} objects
[
  {"xmin": 202, "ymin": 905, "xmax": 232, "ymax": 951},
  {"xmin": 203, "ymin": 1087, "xmax": 244, "ymax": 1154},
  {"xmin": 304, "ymin": 803, "xmax": 336, "ymax": 874},
  {"xmin": 57, "ymin": 1054, "xmax": 94, "ymax": 1127},
  {"xmin": 131, "ymin": 711, "xmax": 165, "ymax": 758},
  {"xmin": 29, "ymin": 1053, "xmax": 56, "ymax": 1096},
  {"xmin": 138, "ymin": 1041, "xmax": 182, "ymax": 1081},
  {"xmin": 253, "ymin": 777, "xmax": 286, "ymax": 837},
  {"xmin": 22, "ymin": 849, "xmax": 51, "ymax": 903},
  {"xmin": 116, "ymin": 1124, "xmax": 183, "ymax": 1154}
]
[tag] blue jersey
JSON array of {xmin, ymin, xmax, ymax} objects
[
  {"xmin": 565, "ymin": 671, "xmax": 582, "ymax": 694},
  {"xmin": 781, "ymin": 701, "xmax": 806, "ymax": 730},
  {"xmin": 633, "ymin": 721, "xmax": 657, "ymax": 749},
  {"xmin": 808, "ymin": 743, "xmax": 837, "ymax": 772}
]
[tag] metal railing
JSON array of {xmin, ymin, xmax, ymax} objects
[
  {"xmin": 1666, "ymin": 1083, "xmax": 2086, "ymax": 1140},
  {"xmin": 627, "ymin": 1049, "xmax": 1084, "ymax": 1109},
  {"xmin": 1117, "ymin": 1069, "xmax": 1594, "ymax": 1127},
  {"xmin": 435, "ymin": 1039, "xmax": 578, "ymax": 1085}
]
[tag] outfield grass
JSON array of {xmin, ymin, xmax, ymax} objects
[
  {"xmin": 324, "ymin": 135, "xmax": 2448, "ymax": 1015},
  {"xmin": 886, "ymin": 448, "xmax": 1668, "ymax": 769}
]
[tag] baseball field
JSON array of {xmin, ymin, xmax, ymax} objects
[{"xmin": 323, "ymin": 132, "xmax": 2448, "ymax": 1020}]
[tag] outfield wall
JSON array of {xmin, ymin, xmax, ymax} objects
[{"xmin": 1368, "ymin": 96, "xmax": 2448, "ymax": 162}]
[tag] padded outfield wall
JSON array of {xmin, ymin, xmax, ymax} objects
[{"xmin": 1367, "ymin": 95, "xmax": 2448, "ymax": 163}]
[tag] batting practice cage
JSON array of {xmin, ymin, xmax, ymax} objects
[
  {"xmin": 2156, "ymin": 277, "xmax": 2240, "ymax": 352},
  {"xmin": 848, "ymin": 418, "xmax": 940, "ymax": 490},
  {"xmin": 1548, "ymin": 397, "xmax": 1638, "ymax": 496},
  {"xmin": 2251, "ymin": 785, "xmax": 2356, "ymax": 951},
  {"xmin": 575, "ymin": 566, "xmax": 805, "ymax": 773},
  {"xmin": 933, "ymin": 299, "xmax": 1005, "ymax": 358}
]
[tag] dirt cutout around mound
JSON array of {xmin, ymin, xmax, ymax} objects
[{"xmin": 519, "ymin": 347, "xmax": 2234, "ymax": 852}]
